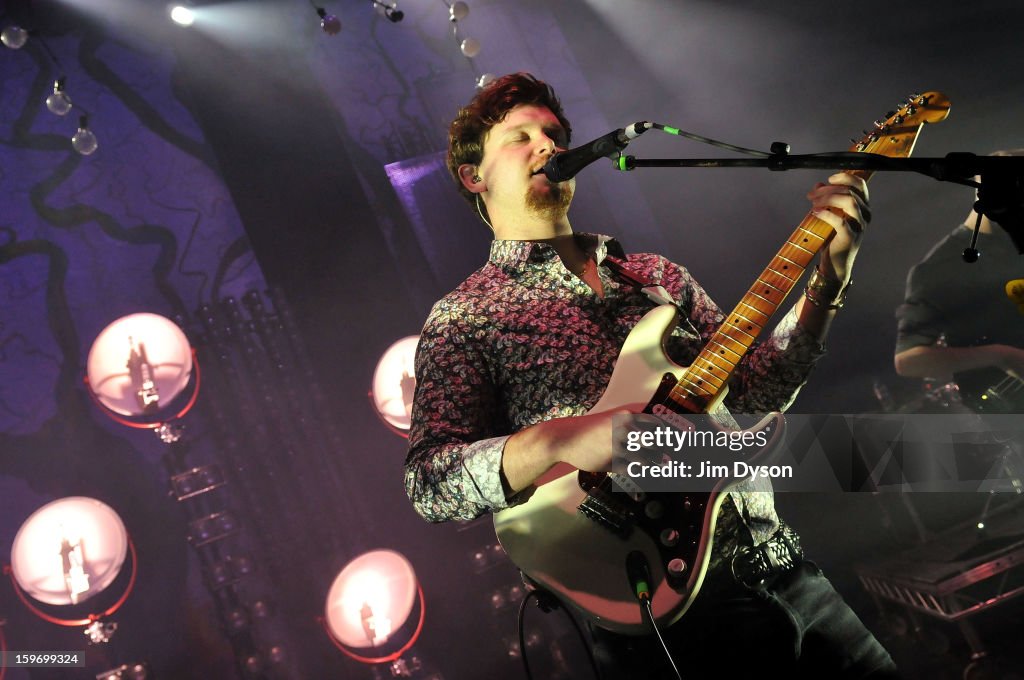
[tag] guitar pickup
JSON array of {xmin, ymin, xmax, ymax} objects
[{"xmin": 578, "ymin": 495, "xmax": 633, "ymax": 538}]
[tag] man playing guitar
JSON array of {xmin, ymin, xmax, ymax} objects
[{"xmin": 405, "ymin": 73, "xmax": 896, "ymax": 678}]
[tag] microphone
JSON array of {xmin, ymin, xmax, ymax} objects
[
  {"xmin": 541, "ymin": 122, "xmax": 650, "ymax": 182},
  {"xmin": 626, "ymin": 550, "xmax": 652, "ymax": 602}
]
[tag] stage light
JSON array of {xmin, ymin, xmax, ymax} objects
[
  {"xmin": 86, "ymin": 312, "xmax": 193, "ymax": 419},
  {"xmin": 324, "ymin": 550, "xmax": 424, "ymax": 664},
  {"xmin": 476, "ymin": 73, "xmax": 495, "ymax": 89},
  {"xmin": 9, "ymin": 497, "xmax": 129, "ymax": 607},
  {"xmin": 370, "ymin": 335, "xmax": 419, "ymax": 436},
  {"xmin": 169, "ymin": 5, "xmax": 195, "ymax": 26}
]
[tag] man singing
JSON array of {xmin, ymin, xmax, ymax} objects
[{"xmin": 405, "ymin": 73, "xmax": 895, "ymax": 678}]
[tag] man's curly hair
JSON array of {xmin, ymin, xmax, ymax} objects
[{"xmin": 447, "ymin": 73, "xmax": 572, "ymax": 217}]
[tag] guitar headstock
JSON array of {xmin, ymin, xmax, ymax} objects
[{"xmin": 848, "ymin": 91, "xmax": 951, "ymax": 159}]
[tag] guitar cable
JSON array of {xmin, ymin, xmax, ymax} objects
[
  {"xmin": 516, "ymin": 588, "xmax": 602, "ymax": 680},
  {"xmin": 627, "ymin": 551, "xmax": 683, "ymax": 680},
  {"xmin": 639, "ymin": 599, "xmax": 683, "ymax": 680}
]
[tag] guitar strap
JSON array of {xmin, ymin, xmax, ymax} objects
[
  {"xmin": 603, "ymin": 255, "xmax": 675, "ymax": 306},
  {"xmin": 603, "ymin": 254, "xmax": 709, "ymax": 347}
]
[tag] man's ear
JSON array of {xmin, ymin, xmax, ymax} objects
[{"xmin": 458, "ymin": 164, "xmax": 486, "ymax": 193}]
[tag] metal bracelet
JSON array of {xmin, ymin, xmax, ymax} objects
[{"xmin": 804, "ymin": 266, "xmax": 851, "ymax": 310}]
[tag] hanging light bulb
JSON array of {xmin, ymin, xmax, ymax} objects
[
  {"xmin": 371, "ymin": 1, "xmax": 403, "ymax": 23},
  {"xmin": 316, "ymin": 7, "xmax": 342, "ymax": 35},
  {"xmin": 476, "ymin": 73, "xmax": 496, "ymax": 90},
  {"xmin": 449, "ymin": 1, "xmax": 469, "ymax": 22},
  {"xmin": 1, "ymin": 25, "xmax": 29, "ymax": 49},
  {"xmin": 460, "ymin": 37, "xmax": 481, "ymax": 58},
  {"xmin": 46, "ymin": 78, "xmax": 73, "ymax": 116},
  {"xmin": 72, "ymin": 116, "xmax": 98, "ymax": 155}
]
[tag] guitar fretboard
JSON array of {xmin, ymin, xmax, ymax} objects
[{"xmin": 671, "ymin": 215, "xmax": 833, "ymax": 406}]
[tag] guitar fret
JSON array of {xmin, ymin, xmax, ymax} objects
[
  {"xmin": 674, "ymin": 379, "xmax": 713, "ymax": 399},
  {"xmin": 755, "ymin": 277, "xmax": 790, "ymax": 297},
  {"xmin": 699, "ymin": 350, "xmax": 737, "ymax": 373},
  {"xmin": 779, "ymin": 243, "xmax": 816, "ymax": 267},
  {"xmin": 766, "ymin": 269, "xmax": 799, "ymax": 285},
  {"xmin": 796, "ymin": 225, "xmax": 824, "ymax": 238},
  {"xmin": 747, "ymin": 290, "xmax": 780, "ymax": 309},
  {"xmin": 710, "ymin": 332, "xmax": 748, "ymax": 356},
  {"xmin": 796, "ymin": 226, "xmax": 829, "ymax": 245},
  {"xmin": 726, "ymin": 315, "xmax": 762, "ymax": 340},
  {"xmin": 768, "ymin": 256, "xmax": 802, "ymax": 281},
  {"xmin": 740, "ymin": 294, "xmax": 777, "ymax": 316},
  {"xmin": 706, "ymin": 339, "xmax": 743, "ymax": 365},
  {"xmin": 689, "ymin": 361, "xmax": 725, "ymax": 388},
  {"xmin": 676, "ymin": 374, "xmax": 715, "ymax": 399},
  {"xmin": 787, "ymin": 240, "xmax": 814, "ymax": 256}
]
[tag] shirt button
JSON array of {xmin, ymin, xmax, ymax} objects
[{"xmin": 562, "ymin": 274, "xmax": 572, "ymax": 281}]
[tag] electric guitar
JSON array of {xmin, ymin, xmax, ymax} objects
[{"xmin": 493, "ymin": 92, "xmax": 951, "ymax": 635}]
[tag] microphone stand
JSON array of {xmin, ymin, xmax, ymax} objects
[{"xmin": 616, "ymin": 151, "xmax": 1024, "ymax": 257}]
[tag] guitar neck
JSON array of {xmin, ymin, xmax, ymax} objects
[
  {"xmin": 672, "ymin": 214, "xmax": 833, "ymax": 406},
  {"xmin": 664, "ymin": 91, "xmax": 949, "ymax": 410}
]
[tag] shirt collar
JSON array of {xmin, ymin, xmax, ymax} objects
[{"xmin": 488, "ymin": 233, "xmax": 625, "ymax": 268}]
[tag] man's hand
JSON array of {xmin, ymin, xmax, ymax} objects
[
  {"xmin": 807, "ymin": 172, "xmax": 871, "ymax": 282},
  {"xmin": 502, "ymin": 403, "xmax": 648, "ymax": 493}
]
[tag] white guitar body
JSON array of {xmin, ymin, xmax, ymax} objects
[{"xmin": 493, "ymin": 305, "xmax": 784, "ymax": 635}]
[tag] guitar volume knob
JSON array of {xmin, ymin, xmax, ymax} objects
[
  {"xmin": 645, "ymin": 501, "xmax": 664, "ymax": 519},
  {"xmin": 659, "ymin": 528, "xmax": 679, "ymax": 547},
  {"xmin": 667, "ymin": 558, "xmax": 687, "ymax": 576}
]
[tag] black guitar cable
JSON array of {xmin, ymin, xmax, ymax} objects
[
  {"xmin": 517, "ymin": 588, "xmax": 602, "ymax": 680},
  {"xmin": 627, "ymin": 551, "xmax": 683, "ymax": 680}
]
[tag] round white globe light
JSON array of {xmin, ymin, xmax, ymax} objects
[
  {"xmin": 10, "ymin": 497, "xmax": 128, "ymax": 606},
  {"xmin": 370, "ymin": 336, "xmax": 419, "ymax": 434},
  {"xmin": 460, "ymin": 37, "xmax": 481, "ymax": 58},
  {"xmin": 325, "ymin": 549, "xmax": 418, "ymax": 649},
  {"xmin": 86, "ymin": 312, "xmax": 192, "ymax": 417}
]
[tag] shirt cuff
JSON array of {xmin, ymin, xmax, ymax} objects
[
  {"xmin": 770, "ymin": 318, "xmax": 827, "ymax": 365},
  {"xmin": 461, "ymin": 434, "xmax": 533, "ymax": 512}
]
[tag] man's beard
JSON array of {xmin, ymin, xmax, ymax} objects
[{"xmin": 525, "ymin": 180, "xmax": 573, "ymax": 220}]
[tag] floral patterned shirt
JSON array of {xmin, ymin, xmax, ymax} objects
[{"xmin": 405, "ymin": 234, "xmax": 826, "ymax": 563}]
